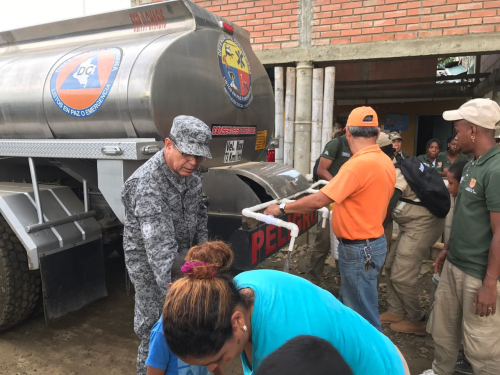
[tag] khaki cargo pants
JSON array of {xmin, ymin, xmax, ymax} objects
[
  {"xmin": 427, "ymin": 260, "xmax": 500, "ymax": 375},
  {"xmin": 307, "ymin": 213, "xmax": 338, "ymax": 281},
  {"xmin": 385, "ymin": 205, "xmax": 445, "ymax": 321}
]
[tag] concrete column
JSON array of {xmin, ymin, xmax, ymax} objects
[
  {"xmin": 322, "ymin": 67, "xmax": 335, "ymax": 150},
  {"xmin": 274, "ymin": 67, "xmax": 284, "ymax": 164},
  {"xmin": 293, "ymin": 61, "xmax": 314, "ymax": 175},
  {"xmin": 310, "ymin": 68, "xmax": 324, "ymax": 174},
  {"xmin": 284, "ymin": 68, "xmax": 296, "ymax": 166}
]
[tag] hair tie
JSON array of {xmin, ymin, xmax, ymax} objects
[{"xmin": 181, "ymin": 261, "xmax": 217, "ymax": 277}]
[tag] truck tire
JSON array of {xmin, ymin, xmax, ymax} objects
[{"xmin": 0, "ymin": 216, "xmax": 41, "ymax": 330}]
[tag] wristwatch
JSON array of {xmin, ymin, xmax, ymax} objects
[{"xmin": 279, "ymin": 203, "xmax": 287, "ymax": 214}]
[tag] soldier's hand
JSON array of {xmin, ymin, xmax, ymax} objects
[
  {"xmin": 433, "ymin": 249, "xmax": 448, "ymax": 276},
  {"xmin": 264, "ymin": 204, "xmax": 281, "ymax": 216}
]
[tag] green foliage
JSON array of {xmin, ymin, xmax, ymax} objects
[{"xmin": 437, "ymin": 57, "xmax": 457, "ymax": 69}]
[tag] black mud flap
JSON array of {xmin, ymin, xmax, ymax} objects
[{"xmin": 39, "ymin": 239, "xmax": 107, "ymax": 324}]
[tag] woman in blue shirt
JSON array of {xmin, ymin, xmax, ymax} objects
[{"xmin": 162, "ymin": 241, "xmax": 408, "ymax": 375}]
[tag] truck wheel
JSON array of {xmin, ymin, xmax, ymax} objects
[{"xmin": 0, "ymin": 216, "xmax": 41, "ymax": 330}]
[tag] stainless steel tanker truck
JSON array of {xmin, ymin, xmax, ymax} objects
[{"xmin": 0, "ymin": 0, "xmax": 320, "ymax": 330}]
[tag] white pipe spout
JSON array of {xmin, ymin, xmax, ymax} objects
[{"xmin": 241, "ymin": 179, "xmax": 330, "ymax": 273}]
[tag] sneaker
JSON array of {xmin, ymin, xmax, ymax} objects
[
  {"xmin": 419, "ymin": 370, "xmax": 436, "ymax": 375},
  {"xmin": 380, "ymin": 311, "xmax": 403, "ymax": 324},
  {"xmin": 390, "ymin": 317, "xmax": 427, "ymax": 336},
  {"xmin": 454, "ymin": 351, "xmax": 473, "ymax": 375}
]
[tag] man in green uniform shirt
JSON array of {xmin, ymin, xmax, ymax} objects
[
  {"xmin": 316, "ymin": 134, "xmax": 351, "ymax": 180},
  {"xmin": 309, "ymin": 134, "xmax": 352, "ymax": 282},
  {"xmin": 422, "ymin": 99, "xmax": 500, "ymax": 375}
]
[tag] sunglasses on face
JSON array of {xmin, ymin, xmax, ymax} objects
[{"xmin": 171, "ymin": 140, "xmax": 206, "ymax": 163}]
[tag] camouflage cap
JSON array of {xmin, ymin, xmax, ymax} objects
[
  {"xmin": 389, "ymin": 131, "xmax": 403, "ymax": 141},
  {"xmin": 169, "ymin": 116, "xmax": 212, "ymax": 159}
]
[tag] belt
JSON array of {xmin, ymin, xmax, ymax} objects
[
  {"xmin": 399, "ymin": 197, "xmax": 424, "ymax": 206},
  {"xmin": 339, "ymin": 238, "xmax": 379, "ymax": 245}
]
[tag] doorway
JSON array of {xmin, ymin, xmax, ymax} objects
[{"xmin": 415, "ymin": 115, "xmax": 454, "ymax": 156}]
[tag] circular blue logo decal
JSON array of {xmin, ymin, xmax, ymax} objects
[{"xmin": 50, "ymin": 48, "xmax": 122, "ymax": 117}]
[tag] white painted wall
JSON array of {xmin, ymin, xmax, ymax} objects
[{"xmin": 0, "ymin": 0, "xmax": 131, "ymax": 32}]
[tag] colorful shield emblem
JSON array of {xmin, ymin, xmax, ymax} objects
[
  {"xmin": 50, "ymin": 48, "xmax": 122, "ymax": 117},
  {"xmin": 469, "ymin": 178, "xmax": 477, "ymax": 188},
  {"xmin": 217, "ymin": 35, "xmax": 252, "ymax": 109}
]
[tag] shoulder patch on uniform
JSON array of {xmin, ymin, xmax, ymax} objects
[
  {"xmin": 141, "ymin": 222, "xmax": 155, "ymax": 239},
  {"xmin": 323, "ymin": 151, "xmax": 329, "ymax": 155}
]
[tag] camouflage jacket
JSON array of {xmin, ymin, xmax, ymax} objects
[{"xmin": 121, "ymin": 150, "xmax": 208, "ymax": 293}]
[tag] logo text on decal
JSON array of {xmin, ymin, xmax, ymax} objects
[{"xmin": 50, "ymin": 48, "xmax": 122, "ymax": 118}]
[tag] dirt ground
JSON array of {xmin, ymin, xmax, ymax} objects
[{"xmin": 0, "ymin": 246, "xmax": 444, "ymax": 375}]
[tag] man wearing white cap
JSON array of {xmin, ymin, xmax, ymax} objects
[{"xmin": 421, "ymin": 99, "xmax": 500, "ymax": 375}]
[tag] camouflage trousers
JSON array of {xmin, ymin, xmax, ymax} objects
[{"xmin": 134, "ymin": 283, "xmax": 164, "ymax": 375}]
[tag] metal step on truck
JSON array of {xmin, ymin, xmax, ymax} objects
[{"xmin": 0, "ymin": 0, "xmax": 326, "ymax": 330}]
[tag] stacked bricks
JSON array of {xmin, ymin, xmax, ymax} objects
[
  {"xmin": 312, "ymin": 0, "xmax": 500, "ymax": 45},
  {"xmin": 190, "ymin": 0, "xmax": 300, "ymax": 50},
  {"xmin": 136, "ymin": 0, "xmax": 500, "ymax": 49}
]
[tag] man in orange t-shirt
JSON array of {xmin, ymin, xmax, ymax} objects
[{"xmin": 265, "ymin": 106, "xmax": 396, "ymax": 331}]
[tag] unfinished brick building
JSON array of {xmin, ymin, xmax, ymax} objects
[{"xmin": 133, "ymin": 0, "xmax": 500, "ymax": 157}]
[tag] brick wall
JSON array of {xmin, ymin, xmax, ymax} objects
[
  {"xmin": 134, "ymin": 0, "xmax": 300, "ymax": 50},
  {"xmin": 134, "ymin": 0, "xmax": 500, "ymax": 52},
  {"xmin": 312, "ymin": 0, "xmax": 500, "ymax": 45},
  {"xmin": 191, "ymin": 0, "xmax": 300, "ymax": 50}
]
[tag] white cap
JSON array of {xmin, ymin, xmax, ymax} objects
[{"xmin": 443, "ymin": 98, "xmax": 500, "ymax": 130}]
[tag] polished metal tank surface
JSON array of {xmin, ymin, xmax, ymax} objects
[{"xmin": 0, "ymin": 0, "xmax": 274, "ymax": 168}]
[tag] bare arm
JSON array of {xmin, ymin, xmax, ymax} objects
[
  {"xmin": 474, "ymin": 211, "xmax": 500, "ymax": 317},
  {"xmin": 146, "ymin": 366, "xmax": 165, "ymax": 375},
  {"xmin": 317, "ymin": 157, "xmax": 334, "ymax": 181},
  {"xmin": 434, "ymin": 242, "xmax": 449, "ymax": 275},
  {"xmin": 263, "ymin": 191, "xmax": 333, "ymax": 216}
]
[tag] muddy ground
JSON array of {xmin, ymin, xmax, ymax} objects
[{"xmin": 0, "ymin": 247, "xmax": 442, "ymax": 375}]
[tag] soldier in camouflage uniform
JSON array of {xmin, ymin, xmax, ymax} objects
[{"xmin": 121, "ymin": 116, "xmax": 212, "ymax": 375}]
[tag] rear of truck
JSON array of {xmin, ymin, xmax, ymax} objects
[{"xmin": 0, "ymin": 0, "xmax": 312, "ymax": 330}]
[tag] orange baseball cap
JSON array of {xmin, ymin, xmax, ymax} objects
[{"xmin": 346, "ymin": 106, "xmax": 379, "ymax": 127}]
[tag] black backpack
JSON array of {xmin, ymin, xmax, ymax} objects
[
  {"xmin": 396, "ymin": 156, "xmax": 450, "ymax": 218},
  {"xmin": 312, "ymin": 138, "xmax": 344, "ymax": 182}
]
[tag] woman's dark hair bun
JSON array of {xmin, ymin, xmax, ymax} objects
[{"xmin": 185, "ymin": 241, "xmax": 234, "ymax": 278}]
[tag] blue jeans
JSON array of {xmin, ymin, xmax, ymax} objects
[{"xmin": 338, "ymin": 235, "xmax": 387, "ymax": 331}]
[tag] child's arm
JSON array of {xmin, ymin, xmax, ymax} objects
[
  {"xmin": 212, "ymin": 366, "xmax": 226, "ymax": 375},
  {"xmin": 146, "ymin": 366, "xmax": 165, "ymax": 375}
]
